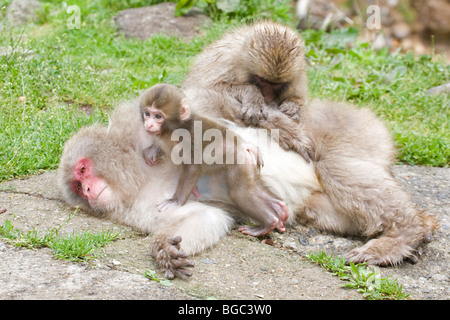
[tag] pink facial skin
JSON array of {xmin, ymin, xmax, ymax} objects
[
  {"xmin": 143, "ymin": 106, "xmax": 166, "ymax": 135},
  {"xmin": 71, "ymin": 158, "xmax": 111, "ymax": 207}
]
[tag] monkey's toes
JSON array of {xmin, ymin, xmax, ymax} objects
[{"xmin": 238, "ymin": 221, "xmax": 277, "ymax": 237}]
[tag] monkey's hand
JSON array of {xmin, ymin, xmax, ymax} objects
[
  {"xmin": 241, "ymin": 89, "xmax": 269, "ymax": 126},
  {"xmin": 155, "ymin": 235, "xmax": 195, "ymax": 279},
  {"xmin": 278, "ymin": 130, "xmax": 315, "ymax": 163},
  {"xmin": 143, "ymin": 145, "xmax": 162, "ymax": 166},
  {"xmin": 241, "ymin": 102, "xmax": 269, "ymax": 126},
  {"xmin": 279, "ymin": 100, "xmax": 301, "ymax": 122}
]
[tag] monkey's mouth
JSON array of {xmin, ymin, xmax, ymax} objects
[{"xmin": 146, "ymin": 129, "xmax": 160, "ymax": 135}]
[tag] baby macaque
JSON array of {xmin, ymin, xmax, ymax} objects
[{"xmin": 139, "ymin": 83, "xmax": 289, "ymax": 236}]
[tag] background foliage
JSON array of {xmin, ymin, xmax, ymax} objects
[{"xmin": 0, "ymin": 0, "xmax": 448, "ymax": 181}]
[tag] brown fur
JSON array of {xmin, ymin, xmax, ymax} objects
[
  {"xmin": 182, "ymin": 21, "xmax": 313, "ymax": 162},
  {"xmin": 139, "ymin": 84, "xmax": 289, "ymax": 236},
  {"xmin": 182, "ymin": 21, "xmax": 437, "ymax": 266}
]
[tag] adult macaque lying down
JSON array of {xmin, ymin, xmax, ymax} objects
[{"xmin": 58, "ymin": 97, "xmax": 437, "ymax": 278}]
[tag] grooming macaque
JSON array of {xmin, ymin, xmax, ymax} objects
[
  {"xmin": 182, "ymin": 21, "xmax": 314, "ymax": 162},
  {"xmin": 139, "ymin": 83, "xmax": 288, "ymax": 236}
]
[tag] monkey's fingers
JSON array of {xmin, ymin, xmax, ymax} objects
[
  {"xmin": 173, "ymin": 267, "xmax": 194, "ymax": 279},
  {"xmin": 297, "ymin": 146, "xmax": 312, "ymax": 163},
  {"xmin": 242, "ymin": 104, "xmax": 268, "ymax": 126},
  {"xmin": 290, "ymin": 140, "xmax": 315, "ymax": 163},
  {"xmin": 172, "ymin": 258, "xmax": 195, "ymax": 269},
  {"xmin": 166, "ymin": 258, "xmax": 194, "ymax": 279},
  {"xmin": 279, "ymin": 101, "xmax": 301, "ymax": 121},
  {"xmin": 164, "ymin": 267, "xmax": 193, "ymax": 279}
]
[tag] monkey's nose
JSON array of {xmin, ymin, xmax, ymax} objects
[{"xmin": 83, "ymin": 185, "xmax": 91, "ymax": 195}]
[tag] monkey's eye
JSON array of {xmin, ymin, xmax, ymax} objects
[
  {"xmin": 155, "ymin": 114, "xmax": 162, "ymax": 119},
  {"xmin": 76, "ymin": 182, "xmax": 82, "ymax": 191},
  {"xmin": 144, "ymin": 111, "xmax": 151, "ymax": 117},
  {"xmin": 80, "ymin": 167, "xmax": 85, "ymax": 174}
]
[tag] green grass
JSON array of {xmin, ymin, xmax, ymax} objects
[
  {"xmin": 0, "ymin": 209, "xmax": 120, "ymax": 261},
  {"xmin": 0, "ymin": 1, "xmax": 448, "ymax": 182},
  {"xmin": 305, "ymin": 251, "xmax": 410, "ymax": 300},
  {"xmin": 144, "ymin": 269, "xmax": 174, "ymax": 286},
  {"xmin": 304, "ymin": 28, "xmax": 449, "ymax": 167}
]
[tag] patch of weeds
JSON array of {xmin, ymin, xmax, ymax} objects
[
  {"xmin": 50, "ymin": 229, "xmax": 120, "ymax": 262},
  {"xmin": 305, "ymin": 251, "xmax": 410, "ymax": 300},
  {"xmin": 0, "ymin": 219, "xmax": 57, "ymax": 249},
  {"xmin": 144, "ymin": 269, "xmax": 174, "ymax": 287},
  {"xmin": 0, "ymin": 208, "xmax": 119, "ymax": 262}
]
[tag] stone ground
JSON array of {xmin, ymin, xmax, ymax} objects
[{"xmin": 0, "ymin": 165, "xmax": 448, "ymax": 300}]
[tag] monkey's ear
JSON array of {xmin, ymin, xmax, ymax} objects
[{"xmin": 180, "ymin": 98, "xmax": 191, "ymax": 121}]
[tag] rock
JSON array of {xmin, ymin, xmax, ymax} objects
[
  {"xmin": 296, "ymin": 0, "xmax": 352, "ymax": 30},
  {"xmin": 6, "ymin": 0, "xmax": 41, "ymax": 26},
  {"xmin": 392, "ymin": 22, "xmax": 411, "ymax": 39},
  {"xmin": 427, "ymin": 83, "xmax": 450, "ymax": 95},
  {"xmin": 114, "ymin": 2, "xmax": 212, "ymax": 41},
  {"xmin": 411, "ymin": 0, "xmax": 450, "ymax": 34}
]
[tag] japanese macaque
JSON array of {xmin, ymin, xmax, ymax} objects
[
  {"xmin": 182, "ymin": 21, "xmax": 314, "ymax": 162},
  {"xmin": 58, "ymin": 22, "xmax": 437, "ymax": 278},
  {"xmin": 59, "ymin": 96, "xmax": 437, "ymax": 279},
  {"xmin": 139, "ymin": 83, "xmax": 288, "ymax": 236},
  {"xmin": 58, "ymin": 102, "xmax": 231, "ymax": 279}
]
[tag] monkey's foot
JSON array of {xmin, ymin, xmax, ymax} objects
[
  {"xmin": 238, "ymin": 217, "xmax": 280, "ymax": 237},
  {"xmin": 157, "ymin": 199, "xmax": 179, "ymax": 212},
  {"xmin": 345, "ymin": 237, "xmax": 416, "ymax": 266},
  {"xmin": 270, "ymin": 199, "xmax": 289, "ymax": 222},
  {"xmin": 156, "ymin": 235, "xmax": 195, "ymax": 279}
]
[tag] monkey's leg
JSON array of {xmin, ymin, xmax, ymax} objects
[
  {"xmin": 315, "ymin": 159, "xmax": 437, "ymax": 265},
  {"xmin": 158, "ymin": 165, "xmax": 201, "ymax": 212},
  {"xmin": 344, "ymin": 203, "xmax": 437, "ymax": 266},
  {"xmin": 227, "ymin": 166, "xmax": 288, "ymax": 236},
  {"xmin": 300, "ymin": 191, "xmax": 359, "ymax": 235}
]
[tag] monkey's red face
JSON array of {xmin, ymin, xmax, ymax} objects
[
  {"xmin": 143, "ymin": 105, "xmax": 166, "ymax": 135},
  {"xmin": 250, "ymin": 75, "xmax": 287, "ymax": 103},
  {"xmin": 71, "ymin": 158, "xmax": 112, "ymax": 208}
]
